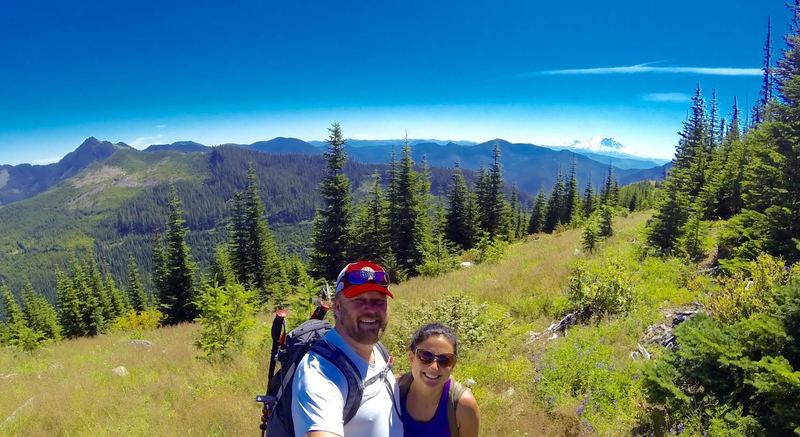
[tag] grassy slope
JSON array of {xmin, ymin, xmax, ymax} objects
[{"xmin": 0, "ymin": 211, "xmax": 698, "ymax": 436}]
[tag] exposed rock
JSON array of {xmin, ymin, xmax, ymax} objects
[
  {"xmin": 112, "ymin": 366, "xmax": 128, "ymax": 377},
  {"xmin": 464, "ymin": 378, "xmax": 476, "ymax": 388},
  {"xmin": 0, "ymin": 373, "xmax": 17, "ymax": 381},
  {"xmin": 129, "ymin": 340, "xmax": 153, "ymax": 348},
  {"xmin": 527, "ymin": 310, "xmax": 584, "ymax": 343},
  {"xmin": 637, "ymin": 303, "xmax": 702, "ymax": 356},
  {"xmin": 460, "ymin": 261, "xmax": 473, "ymax": 268},
  {"xmin": 1, "ymin": 397, "xmax": 33, "ymax": 429}
]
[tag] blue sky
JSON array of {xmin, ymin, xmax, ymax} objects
[{"xmin": 0, "ymin": 0, "xmax": 789, "ymax": 165}]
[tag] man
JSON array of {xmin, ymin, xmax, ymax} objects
[{"xmin": 291, "ymin": 261, "xmax": 403, "ymax": 437}]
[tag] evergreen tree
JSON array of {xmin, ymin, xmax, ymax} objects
[
  {"xmin": 708, "ymin": 88, "xmax": 720, "ymax": 150},
  {"xmin": 754, "ymin": 17, "xmax": 774, "ymax": 125},
  {"xmin": 481, "ymin": 143, "xmax": 510, "ymax": 239},
  {"xmin": 155, "ymin": 186, "xmax": 198, "ymax": 324},
  {"xmin": 565, "ymin": 158, "xmax": 582, "ymax": 225},
  {"xmin": 597, "ymin": 204, "xmax": 614, "ymax": 238},
  {"xmin": 544, "ymin": 172, "xmax": 565, "ymax": 232},
  {"xmin": 387, "ymin": 142, "xmax": 430, "ymax": 276},
  {"xmin": 350, "ymin": 172, "xmax": 390, "ymax": 261},
  {"xmin": 126, "ymin": 257, "xmax": 149, "ymax": 313},
  {"xmin": 84, "ymin": 257, "xmax": 114, "ymax": 329},
  {"xmin": 528, "ymin": 189, "xmax": 547, "ymax": 234},
  {"xmin": 674, "ymin": 86, "xmax": 711, "ymax": 198},
  {"xmin": 310, "ymin": 123, "xmax": 353, "ymax": 281},
  {"xmin": 647, "ymin": 176, "xmax": 691, "ymax": 253},
  {"xmin": 70, "ymin": 257, "xmax": 104, "ymax": 336},
  {"xmin": 208, "ymin": 246, "xmax": 238, "ymax": 288},
  {"xmin": 55, "ymin": 270, "xmax": 84, "ymax": 338},
  {"xmin": 20, "ymin": 281, "xmax": 61, "ymax": 341},
  {"xmin": 582, "ymin": 221, "xmax": 599, "ymax": 254},
  {"xmin": 445, "ymin": 164, "xmax": 476, "ymax": 250},
  {"xmin": 600, "ymin": 163, "xmax": 619, "ymax": 206},
  {"xmin": 583, "ymin": 182, "xmax": 597, "ymax": 218},
  {"xmin": 1, "ymin": 284, "xmax": 25, "ymax": 326},
  {"xmin": 106, "ymin": 275, "xmax": 130, "ymax": 320}
]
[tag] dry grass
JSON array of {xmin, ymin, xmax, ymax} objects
[{"xmin": 0, "ymin": 212, "xmax": 652, "ymax": 436}]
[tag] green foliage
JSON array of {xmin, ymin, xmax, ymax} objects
[
  {"xmin": 581, "ymin": 221, "xmax": 599, "ymax": 254},
  {"xmin": 567, "ymin": 258, "xmax": 635, "ymax": 319},
  {"xmin": 21, "ymin": 282, "xmax": 62, "ymax": 341},
  {"xmin": 445, "ymin": 164, "xmax": 478, "ymax": 250},
  {"xmin": 618, "ymin": 180, "xmax": 658, "ymax": 212},
  {"xmin": 350, "ymin": 172, "xmax": 391, "ymax": 262},
  {"xmin": 310, "ymin": 123, "xmax": 353, "ymax": 281},
  {"xmin": 469, "ymin": 234, "xmax": 508, "ymax": 265},
  {"xmin": 597, "ymin": 204, "xmax": 614, "ymax": 237},
  {"xmin": 536, "ymin": 326, "xmax": 644, "ymax": 435},
  {"xmin": 126, "ymin": 257, "xmax": 150, "ymax": 312},
  {"xmin": 643, "ymin": 279, "xmax": 800, "ymax": 436},
  {"xmin": 387, "ymin": 294, "xmax": 507, "ymax": 366},
  {"xmin": 283, "ymin": 276, "xmax": 328, "ymax": 330},
  {"xmin": 387, "ymin": 142, "xmax": 433, "ymax": 277},
  {"xmin": 155, "ymin": 186, "xmax": 199, "ymax": 324},
  {"xmin": 110, "ymin": 309, "xmax": 164, "ymax": 337},
  {"xmin": 528, "ymin": 189, "xmax": 547, "ymax": 234},
  {"xmin": 194, "ymin": 282, "xmax": 257, "ymax": 361},
  {"xmin": 707, "ymin": 254, "xmax": 793, "ymax": 323}
]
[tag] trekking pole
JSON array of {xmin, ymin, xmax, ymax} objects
[
  {"xmin": 268, "ymin": 308, "xmax": 288, "ymax": 380},
  {"xmin": 257, "ymin": 308, "xmax": 288, "ymax": 436},
  {"xmin": 309, "ymin": 284, "xmax": 333, "ymax": 320}
]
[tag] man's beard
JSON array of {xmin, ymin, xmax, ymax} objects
[{"xmin": 339, "ymin": 308, "xmax": 388, "ymax": 345}]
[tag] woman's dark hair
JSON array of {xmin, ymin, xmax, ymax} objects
[{"xmin": 409, "ymin": 323, "xmax": 459, "ymax": 357}]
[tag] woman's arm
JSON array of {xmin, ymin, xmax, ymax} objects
[{"xmin": 456, "ymin": 390, "xmax": 480, "ymax": 437}]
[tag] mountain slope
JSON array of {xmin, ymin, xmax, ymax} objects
[{"xmin": 0, "ymin": 137, "xmax": 133, "ymax": 205}]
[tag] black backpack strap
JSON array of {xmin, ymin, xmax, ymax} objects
[{"xmin": 310, "ymin": 339, "xmax": 363, "ymax": 425}]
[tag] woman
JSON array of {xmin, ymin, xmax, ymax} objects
[{"xmin": 397, "ymin": 323, "xmax": 480, "ymax": 437}]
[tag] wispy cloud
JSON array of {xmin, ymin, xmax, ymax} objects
[
  {"xmin": 155, "ymin": 124, "xmax": 167, "ymax": 129},
  {"xmin": 643, "ymin": 92, "xmax": 691, "ymax": 103},
  {"xmin": 130, "ymin": 134, "xmax": 164, "ymax": 149},
  {"xmin": 519, "ymin": 63, "xmax": 762, "ymax": 77}
]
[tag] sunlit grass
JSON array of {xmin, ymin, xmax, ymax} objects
[{"xmin": 2, "ymin": 210, "xmax": 698, "ymax": 436}]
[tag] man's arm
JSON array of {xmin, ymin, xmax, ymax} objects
[{"xmin": 292, "ymin": 353, "xmax": 348, "ymax": 437}]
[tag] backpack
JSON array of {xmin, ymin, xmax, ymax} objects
[
  {"xmin": 396, "ymin": 372, "xmax": 468, "ymax": 437},
  {"xmin": 258, "ymin": 318, "xmax": 391, "ymax": 437}
]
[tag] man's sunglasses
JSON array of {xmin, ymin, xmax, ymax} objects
[
  {"xmin": 415, "ymin": 348, "xmax": 457, "ymax": 368},
  {"xmin": 346, "ymin": 269, "xmax": 390, "ymax": 287}
]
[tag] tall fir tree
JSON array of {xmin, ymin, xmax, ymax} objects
[
  {"xmin": 20, "ymin": 281, "xmax": 61, "ymax": 341},
  {"xmin": 350, "ymin": 172, "xmax": 390, "ymax": 262},
  {"xmin": 600, "ymin": 163, "xmax": 619, "ymax": 206},
  {"xmin": 544, "ymin": 171, "xmax": 565, "ymax": 232},
  {"xmin": 387, "ymin": 142, "xmax": 430, "ymax": 276},
  {"xmin": 126, "ymin": 257, "xmax": 149, "ymax": 313},
  {"xmin": 583, "ymin": 182, "xmax": 597, "ymax": 218},
  {"xmin": 310, "ymin": 123, "xmax": 353, "ymax": 281},
  {"xmin": 1, "ymin": 284, "xmax": 25, "ymax": 326},
  {"xmin": 55, "ymin": 270, "xmax": 84, "ymax": 338},
  {"xmin": 70, "ymin": 257, "xmax": 104, "ymax": 336},
  {"xmin": 480, "ymin": 143, "xmax": 510, "ymax": 239},
  {"xmin": 228, "ymin": 166, "xmax": 285, "ymax": 300},
  {"xmin": 155, "ymin": 186, "xmax": 198, "ymax": 324},
  {"xmin": 708, "ymin": 88, "xmax": 720, "ymax": 150},
  {"xmin": 528, "ymin": 189, "xmax": 547, "ymax": 234},
  {"xmin": 445, "ymin": 163, "xmax": 476, "ymax": 250},
  {"xmin": 754, "ymin": 17, "xmax": 774, "ymax": 125},
  {"xmin": 674, "ymin": 86, "xmax": 711, "ymax": 198},
  {"xmin": 565, "ymin": 158, "xmax": 582, "ymax": 225}
]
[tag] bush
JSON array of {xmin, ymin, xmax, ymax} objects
[
  {"xmin": 418, "ymin": 251, "xmax": 460, "ymax": 278},
  {"xmin": 642, "ymin": 278, "xmax": 800, "ymax": 436},
  {"xmin": 195, "ymin": 282, "xmax": 257, "ymax": 361},
  {"xmin": 567, "ymin": 258, "xmax": 635, "ymax": 320},
  {"xmin": 469, "ymin": 235, "xmax": 508, "ymax": 265},
  {"xmin": 110, "ymin": 309, "xmax": 164, "ymax": 337},
  {"xmin": 707, "ymin": 254, "xmax": 793, "ymax": 323},
  {"xmin": 386, "ymin": 294, "xmax": 507, "ymax": 370}
]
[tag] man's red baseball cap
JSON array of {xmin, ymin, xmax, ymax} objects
[{"xmin": 334, "ymin": 261, "xmax": 394, "ymax": 299}]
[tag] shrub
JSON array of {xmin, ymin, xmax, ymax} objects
[
  {"xmin": 707, "ymin": 254, "xmax": 792, "ymax": 323},
  {"xmin": 567, "ymin": 259, "xmax": 635, "ymax": 320},
  {"xmin": 469, "ymin": 235, "xmax": 508, "ymax": 265},
  {"xmin": 195, "ymin": 282, "xmax": 257, "ymax": 361},
  {"xmin": 642, "ymin": 278, "xmax": 800, "ymax": 436},
  {"xmin": 110, "ymin": 309, "xmax": 164, "ymax": 337},
  {"xmin": 418, "ymin": 250, "xmax": 460, "ymax": 278},
  {"xmin": 581, "ymin": 221, "xmax": 599, "ymax": 254},
  {"xmin": 387, "ymin": 294, "xmax": 507, "ymax": 370}
]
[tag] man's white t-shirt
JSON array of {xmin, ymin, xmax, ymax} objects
[{"xmin": 291, "ymin": 328, "xmax": 403, "ymax": 437}]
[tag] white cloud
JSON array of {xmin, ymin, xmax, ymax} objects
[
  {"xmin": 520, "ymin": 63, "xmax": 762, "ymax": 77},
  {"xmin": 643, "ymin": 92, "xmax": 691, "ymax": 103},
  {"xmin": 155, "ymin": 124, "xmax": 167, "ymax": 129},
  {"xmin": 130, "ymin": 134, "xmax": 164, "ymax": 149}
]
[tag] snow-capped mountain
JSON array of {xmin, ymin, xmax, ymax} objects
[{"xmin": 547, "ymin": 136, "xmax": 670, "ymax": 169}]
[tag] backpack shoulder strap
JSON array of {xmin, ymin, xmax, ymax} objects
[
  {"xmin": 310, "ymin": 339, "xmax": 363, "ymax": 425},
  {"xmin": 397, "ymin": 372, "xmax": 413, "ymax": 400},
  {"xmin": 447, "ymin": 379, "xmax": 467, "ymax": 437}
]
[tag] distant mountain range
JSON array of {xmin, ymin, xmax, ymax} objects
[{"xmin": 0, "ymin": 136, "xmax": 670, "ymax": 207}]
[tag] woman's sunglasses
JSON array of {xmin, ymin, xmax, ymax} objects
[
  {"xmin": 346, "ymin": 269, "xmax": 390, "ymax": 287},
  {"xmin": 415, "ymin": 348, "xmax": 456, "ymax": 368}
]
